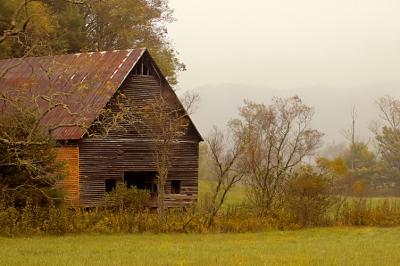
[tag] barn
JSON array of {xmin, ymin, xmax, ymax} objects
[{"xmin": 0, "ymin": 49, "xmax": 202, "ymax": 207}]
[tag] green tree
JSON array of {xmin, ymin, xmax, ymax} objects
[
  {"xmin": 0, "ymin": 108, "xmax": 65, "ymax": 207},
  {"xmin": 0, "ymin": 0, "xmax": 183, "ymax": 84},
  {"xmin": 0, "ymin": 0, "xmax": 58, "ymax": 58},
  {"xmin": 318, "ymin": 142, "xmax": 387, "ymax": 196},
  {"xmin": 343, "ymin": 142, "xmax": 381, "ymax": 180}
]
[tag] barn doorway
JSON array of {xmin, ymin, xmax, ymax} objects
[{"xmin": 123, "ymin": 171, "xmax": 158, "ymax": 195}]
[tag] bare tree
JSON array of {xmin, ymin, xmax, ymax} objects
[
  {"xmin": 205, "ymin": 126, "xmax": 244, "ymax": 227},
  {"xmin": 132, "ymin": 91, "xmax": 199, "ymax": 218},
  {"xmin": 342, "ymin": 106, "xmax": 357, "ymax": 172},
  {"xmin": 376, "ymin": 96, "xmax": 400, "ymax": 131},
  {"xmin": 374, "ymin": 96, "xmax": 400, "ymax": 191},
  {"xmin": 230, "ymin": 96, "xmax": 323, "ymax": 215}
]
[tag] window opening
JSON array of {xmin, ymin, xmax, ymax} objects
[
  {"xmin": 124, "ymin": 171, "xmax": 158, "ymax": 194},
  {"xmin": 105, "ymin": 179, "xmax": 116, "ymax": 192},
  {"xmin": 171, "ymin": 180, "xmax": 181, "ymax": 194}
]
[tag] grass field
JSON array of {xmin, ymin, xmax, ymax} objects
[
  {"xmin": 198, "ymin": 179, "xmax": 247, "ymax": 206},
  {"xmin": 199, "ymin": 179, "xmax": 400, "ymax": 207},
  {"xmin": 1, "ymin": 227, "xmax": 400, "ymax": 265}
]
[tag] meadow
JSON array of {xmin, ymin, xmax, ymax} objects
[
  {"xmin": 1, "ymin": 227, "xmax": 399, "ymax": 265},
  {"xmin": 1, "ymin": 181, "xmax": 400, "ymax": 265},
  {"xmin": 198, "ymin": 179, "xmax": 247, "ymax": 206}
]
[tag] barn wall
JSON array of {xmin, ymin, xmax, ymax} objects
[
  {"xmin": 79, "ymin": 139, "xmax": 199, "ymax": 207},
  {"xmin": 79, "ymin": 74, "xmax": 200, "ymax": 207},
  {"xmin": 55, "ymin": 146, "xmax": 80, "ymax": 206}
]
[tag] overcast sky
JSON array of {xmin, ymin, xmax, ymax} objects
[{"xmin": 168, "ymin": 0, "xmax": 400, "ymax": 143}]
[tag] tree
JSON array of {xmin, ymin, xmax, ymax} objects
[
  {"xmin": 132, "ymin": 91, "xmax": 198, "ymax": 218},
  {"xmin": 375, "ymin": 95, "xmax": 400, "ymax": 193},
  {"xmin": 0, "ymin": 0, "xmax": 184, "ymax": 84},
  {"xmin": 317, "ymin": 156, "xmax": 349, "ymax": 194},
  {"xmin": 0, "ymin": 95, "xmax": 65, "ymax": 207},
  {"xmin": 230, "ymin": 96, "xmax": 323, "ymax": 215},
  {"xmin": 0, "ymin": 58, "xmax": 138, "ymax": 207},
  {"xmin": 0, "ymin": 0, "xmax": 58, "ymax": 58},
  {"xmin": 205, "ymin": 126, "xmax": 244, "ymax": 227},
  {"xmin": 342, "ymin": 142, "xmax": 382, "ymax": 181},
  {"xmin": 341, "ymin": 106, "xmax": 358, "ymax": 172},
  {"xmin": 318, "ymin": 142, "xmax": 386, "ymax": 196}
]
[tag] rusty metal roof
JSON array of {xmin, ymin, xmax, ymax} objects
[{"xmin": 0, "ymin": 49, "xmax": 146, "ymax": 140}]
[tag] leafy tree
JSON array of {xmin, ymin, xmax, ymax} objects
[
  {"xmin": 0, "ymin": 0, "xmax": 183, "ymax": 84},
  {"xmin": 0, "ymin": 108, "xmax": 65, "ymax": 207},
  {"xmin": 0, "ymin": 0, "xmax": 58, "ymax": 58},
  {"xmin": 318, "ymin": 142, "xmax": 387, "ymax": 196},
  {"xmin": 317, "ymin": 156, "xmax": 350, "ymax": 194},
  {"xmin": 343, "ymin": 142, "xmax": 383, "ymax": 182}
]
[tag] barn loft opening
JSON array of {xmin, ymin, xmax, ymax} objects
[
  {"xmin": 124, "ymin": 171, "xmax": 158, "ymax": 194},
  {"xmin": 132, "ymin": 57, "xmax": 159, "ymax": 77}
]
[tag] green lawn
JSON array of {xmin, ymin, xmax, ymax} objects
[{"xmin": 1, "ymin": 227, "xmax": 400, "ymax": 265}]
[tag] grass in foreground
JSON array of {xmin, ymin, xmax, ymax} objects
[{"xmin": 1, "ymin": 227, "xmax": 400, "ymax": 266}]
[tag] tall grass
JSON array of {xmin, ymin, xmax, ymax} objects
[{"xmin": 1, "ymin": 197, "xmax": 400, "ymax": 237}]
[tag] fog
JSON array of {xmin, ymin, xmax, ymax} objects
[{"xmin": 168, "ymin": 0, "xmax": 400, "ymax": 142}]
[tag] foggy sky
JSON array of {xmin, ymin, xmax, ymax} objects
[{"xmin": 168, "ymin": 0, "xmax": 400, "ymax": 143}]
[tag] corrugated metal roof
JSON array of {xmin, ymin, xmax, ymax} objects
[{"xmin": 0, "ymin": 49, "xmax": 146, "ymax": 140}]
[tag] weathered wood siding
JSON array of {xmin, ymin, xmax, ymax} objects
[
  {"xmin": 78, "ymin": 73, "xmax": 200, "ymax": 207},
  {"xmin": 55, "ymin": 146, "xmax": 80, "ymax": 206}
]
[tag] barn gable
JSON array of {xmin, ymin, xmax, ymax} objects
[{"xmin": 0, "ymin": 49, "xmax": 202, "ymax": 142}]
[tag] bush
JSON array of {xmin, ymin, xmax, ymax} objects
[
  {"xmin": 104, "ymin": 184, "xmax": 151, "ymax": 212},
  {"xmin": 283, "ymin": 166, "xmax": 338, "ymax": 227}
]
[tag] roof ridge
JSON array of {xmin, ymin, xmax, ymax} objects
[{"xmin": 0, "ymin": 48, "xmax": 147, "ymax": 62}]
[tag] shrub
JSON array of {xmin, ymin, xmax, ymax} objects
[
  {"xmin": 283, "ymin": 166, "xmax": 338, "ymax": 227},
  {"xmin": 104, "ymin": 184, "xmax": 151, "ymax": 212}
]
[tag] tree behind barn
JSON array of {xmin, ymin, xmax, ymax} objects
[{"xmin": 0, "ymin": 0, "xmax": 183, "ymax": 84}]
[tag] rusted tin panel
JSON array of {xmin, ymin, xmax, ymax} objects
[{"xmin": 0, "ymin": 49, "xmax": 145, "ymax": 140}]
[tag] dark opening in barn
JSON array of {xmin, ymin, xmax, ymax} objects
[
  {"xmin": 105, "ymin": 179, "xmax": 117, "ymax": 192},
  {"xmin": 124, "ymin": 171, "xmax": 158, "ymax": 194},
  {"xmin": 171, "ymin": 180, "xmax": 181, "ymax": 194}
]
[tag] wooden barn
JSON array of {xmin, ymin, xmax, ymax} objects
[{"xmin": 0, "ymin": 49, "xmax": 202, "ymax": 207}]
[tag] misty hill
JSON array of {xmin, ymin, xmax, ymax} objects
[{"xmin": 190, "ymin": 82, "xmax": 400, "ymax": 145}]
